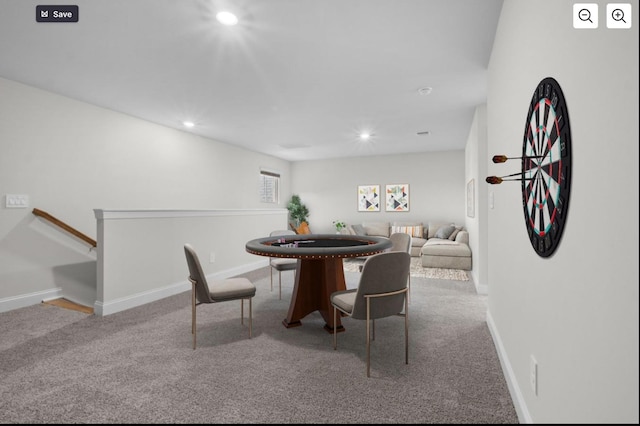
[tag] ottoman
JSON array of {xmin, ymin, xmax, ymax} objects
[{"xmin": 420, "ymin": 239, "xmax": 472, "ymax": 270}]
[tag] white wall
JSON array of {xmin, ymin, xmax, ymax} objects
[
  {"xmin": 487, "ymin": 0, "xmax": 638, "ymax": 423},
  {"xmin": 290, "ymin": 151, "xmax": 466, "ymax": 234},
  {"xmin": 465, "ymin": 105, "xmax": 488, "ymax": 294},
  {"xmin": 0, "ymin": 77, "xmax": 291, "ymax": 311},
  {"xmin": 94, "ymin": 209, "xmax": 286, "ymax": 316}
]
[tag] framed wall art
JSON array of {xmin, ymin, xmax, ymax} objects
[
  {"xmin": 466, "ymin": 178, "xmax": 475, "ymax": 218},
  {"xmin": 357, "ymin": 185, "xmax": 380, "ymax": 211},
  {"xmin": 385, "ymin": 184, "xmax": 409, "ymax": 212}
]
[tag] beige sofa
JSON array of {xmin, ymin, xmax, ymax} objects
[
  {"xmin": 419, "ymin": 222, "xmax": 472, "ymax": 270},
  {"xmin": 344, "ymin": 221, "xmax": 472, "ymax": 270}
]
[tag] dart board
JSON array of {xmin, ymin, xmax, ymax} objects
[{"xmin": 521, "ymin": 77, "xmax": 572, "ymax": 258}]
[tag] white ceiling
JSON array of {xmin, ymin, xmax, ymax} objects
[{"xmin": 0, "ymin": 0, "xmax": 504, "ymax": 161}]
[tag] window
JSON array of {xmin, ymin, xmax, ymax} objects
[{"xmin": 259, "ymin": 169, "xmax": 280, "ymax": 204}]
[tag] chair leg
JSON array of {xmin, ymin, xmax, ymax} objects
[
  {"xmin": 366, "ymin": 298, "xmax": 371, "ymax": 378},
  {"xmin": 192, "ymin": 281, "xmax": 197, "ymax": 350},
  {"xmin": 270, "ymin": 267, "xmax": 273, "ymax": 291},
  {"xmin": 333, "ymin": 306, "xmax": 337, "ymax": 350},
  {"xmin": 372, "ymin": 319, "xmax": 376, "ymax": 341},
  {"xmin": 279, "ymin": 271, "xmax": 282, "ymax": 300},
  {"xmin": 405, "ymin": 294, "xmax": 409, "ymax": 365},
  {"xmin": 249, "ymin": 297, "xmax": 252, "ymax": 338},
  {"xmin": 238, "ymin": 298, "xmax": 252, "ymax": 338}
]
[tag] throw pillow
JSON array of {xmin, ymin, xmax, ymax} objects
[
  {"xmin": 363, "ymin": 222, "xmax": 390, "ymax": 237},
  {"xmin": 434, "ymin": 224, "xmax": 455, "ymax": 239},
  {"xmin": 351, "ymin": 224, "xmax": 368, "ymax": 236},
  {"xmin": 448, "ymin": 226, "xmax": 462, "ymax": 241},
  {"xmin": 391, "ymin": 224, "xmax": 423, "ymax": 238}
]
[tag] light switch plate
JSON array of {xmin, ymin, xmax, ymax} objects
[{"xmin": 5, "ymin": 194, "xmax": 29, "ymax": 208}]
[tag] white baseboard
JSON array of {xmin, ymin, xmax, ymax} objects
[
  {"xmin": 0, "ymin": 288, "xmax": 63, "ymax": 313},
  {"xmin": 95, "ymin": 259, "xmax": 268, "ymax": 316},
  {"xmin": 1, "ymin": 259, "xmax": 269, "ymax": 316},
  {"xmin": 475, "ymin": 282, "xmax": 488, "ymax": 294},
  {"xmin": 486, "ymin": 309, "xmax": 532, "ymax": 424}
]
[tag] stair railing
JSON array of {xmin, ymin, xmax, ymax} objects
[{"xmin": 32, "ymin": 208, "xmax": 97, "ymax": 248}]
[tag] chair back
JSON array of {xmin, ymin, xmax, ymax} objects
[
  {"xmin": 184, "ymin": 244, "xmax": 213, "ymax": 304},
  {"xmin": 389, "ymin": 232, "xmax": 411, "ymax": 253},
  {"xmin": 270, "ymin": 230, "xmax": 296, "ymax": 237},
  {"xmin": 351, "ymin": 251, "xmax": 410, "ymax": 320},
  {"xmin": 269, "ymin": 230, "xmax": 296, "ymax": 260}
]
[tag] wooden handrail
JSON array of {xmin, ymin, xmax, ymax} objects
[{"xmin": 32, "ymin": 208, "xmax": 97, "ymax": 248}]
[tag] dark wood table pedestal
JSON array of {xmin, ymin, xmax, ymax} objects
[{"xmin": 282, "ymin": 257, "xmax": 347, "ymax": 333}]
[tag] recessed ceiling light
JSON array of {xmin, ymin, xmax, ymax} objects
[
  {"xmin": 359, "ymin": 132, "xmax": 372, "ymax": 141},
  {"xmin": 216, "ymin": 11, "xmax": 238, "ymax": 26},
  {"xmin": 183, "ymin": 121, "xmax": 195, "ymax": 128},
  {"xmin": 418, "ymin": 87, "xmax": 433, "ymax": 95}
]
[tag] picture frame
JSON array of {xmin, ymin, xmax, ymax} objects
[
  {"xmin": 357, "ymin": 185, "xmax": 380, "ymax": 211},
  {"xmin": 385, "ymin": 184, "xmax": 409, "ymax": 212},
  {"xmin": 467, "ymin": 178, "xmax": 475, "ymax": 218}
]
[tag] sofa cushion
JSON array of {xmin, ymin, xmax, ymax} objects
[
  {"xmin": 423, "ymin": 253, "xmax": 472, "ymax": 270},
  {"xmin": 351, "ymin": 224, "xmax": 368, "ymax": 236},
  {"xmin": 434, "ymin": 224, "xmax": 456, "ymax": 239},
  {"xmin": 421, "ymin": 239, "xmax": 471, "ymax": 257},
  {"xmin": 411, "ymin": 237, "xmax": 427, "ymax": 247},
  {"xmin": 448, "ymin": 226, "xmax": 462, "ymax": 240},
  {"xmin": 427, "ymin": 222, "xmax": 448, "ymax": 239},
  {"xmin": 454, "ymin": 230, "xmax": 469, "ymax": 245},
  {"xmin": 341, "ymin": 225, "xmax": 355, "ymax": 235},
  {"xmin": 363, "ymin": 222, "xmax": 390, "ymax": 237}
]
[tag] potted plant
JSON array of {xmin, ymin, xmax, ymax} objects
[
  {"xmin": 333, "ymin": 220, "xmax": 346, "ymax": 233},
  {"xmin": 287, "ymin": 194, "xmax": 309, "ymax": 228}
]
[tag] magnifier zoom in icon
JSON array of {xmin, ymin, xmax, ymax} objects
[{"xmin": 611, "ymin": 8, "xmax": 626, "ymax": 23}]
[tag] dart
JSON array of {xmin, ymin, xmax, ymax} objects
[
  {"xmin": 492, "ymin": 154, "xmax": 544, "ymax": 163},
  {"xmin": 485, "ymin": 173, "xmax": 534, "ymax": 184},
  {"xmin": 486, "ymin": 176, "xmax": 513, "ymax": 184}
]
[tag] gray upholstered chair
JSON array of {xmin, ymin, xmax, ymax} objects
[
  {"xmin": 389, "ymin": 232, "xmax": 412, "ymax": 301},
  {"xmin": 184, "ymin": 244, "xmax": 256, "ymax": 349},
  {"xmin": 269, "ymin": 230, "xmax": 298, "ymax": 299},
  {"xmin": 389, "ymin": 232, "xmax": 412, "ymax": 254},
  {"xmin": 331, "ymin": 251, "xmax": 411, "ymax": 377},
  {"xmin": 359, "ymin": 232, "xmax": 412, "ymax": 301}
]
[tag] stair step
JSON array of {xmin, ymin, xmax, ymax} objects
[{"xmin": 43, "ymin": 298, "xmax": 93, "ymax": 314}]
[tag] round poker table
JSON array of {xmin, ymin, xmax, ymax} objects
[{"xmin": 246, "ymin": 234, "xmax": 392, "ymax": 332}]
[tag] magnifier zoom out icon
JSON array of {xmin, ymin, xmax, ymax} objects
[
  {"xmin": 578, "ymin": 8, "xmax": 593, "ymax": 23},
  {"xmin": 611, "ymin": 8, "xmax": 626, "ymax": 23}
]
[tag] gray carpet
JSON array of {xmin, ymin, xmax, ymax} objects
[
  {"xmin": 344, "ymin": 258, "xmax": 469, "ymax": 281},
  {"xmin": 0, "ymin": 268, "xmax": 518, "ymax": 424}
]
